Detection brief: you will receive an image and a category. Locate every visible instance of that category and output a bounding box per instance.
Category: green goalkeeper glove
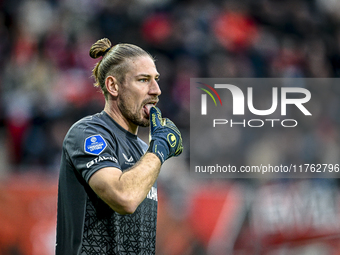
[147,106,183,164]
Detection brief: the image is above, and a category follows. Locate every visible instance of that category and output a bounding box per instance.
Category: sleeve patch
[84,134,107,155]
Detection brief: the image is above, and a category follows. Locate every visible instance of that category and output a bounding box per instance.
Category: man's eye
[139,78,148,82]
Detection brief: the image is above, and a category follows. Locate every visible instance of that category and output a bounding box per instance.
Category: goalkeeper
[55,38,183,255]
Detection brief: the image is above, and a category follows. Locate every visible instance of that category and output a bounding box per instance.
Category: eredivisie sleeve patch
[84,134,107,155]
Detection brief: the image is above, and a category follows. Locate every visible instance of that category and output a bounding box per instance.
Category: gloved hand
[147,107,183,164]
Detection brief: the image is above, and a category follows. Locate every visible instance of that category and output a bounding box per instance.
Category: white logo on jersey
[86,156,118,168]
[147,187,158,201]
[122,153,134,163]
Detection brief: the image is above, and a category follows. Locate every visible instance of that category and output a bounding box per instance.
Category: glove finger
[164,118,181,137]
[164,118,175,126]
[149,106,163,132]
[175,134,183,155]
[174,145,183,156]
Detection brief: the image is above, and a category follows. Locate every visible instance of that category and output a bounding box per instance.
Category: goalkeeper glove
[147,107,183,164]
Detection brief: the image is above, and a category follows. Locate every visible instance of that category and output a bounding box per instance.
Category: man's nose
[150,79,161,96]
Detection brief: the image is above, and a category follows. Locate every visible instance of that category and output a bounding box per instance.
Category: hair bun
[89,38,112,59]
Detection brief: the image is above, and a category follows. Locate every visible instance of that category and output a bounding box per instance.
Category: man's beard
[118,95,150,127]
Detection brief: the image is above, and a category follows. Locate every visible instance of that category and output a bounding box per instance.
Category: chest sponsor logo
[122,153,133,163]
[86,155,118,168]
[84,134,107,155]
[147,187,158,201]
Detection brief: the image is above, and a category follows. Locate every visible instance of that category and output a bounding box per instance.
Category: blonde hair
[89,38,154,99]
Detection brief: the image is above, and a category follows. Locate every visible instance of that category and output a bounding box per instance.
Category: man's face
[117,56,161,128]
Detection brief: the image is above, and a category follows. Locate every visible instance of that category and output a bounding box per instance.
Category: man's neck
[104,103,139,135]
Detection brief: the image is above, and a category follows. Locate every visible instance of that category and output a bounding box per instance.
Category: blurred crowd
[1,0,340,173]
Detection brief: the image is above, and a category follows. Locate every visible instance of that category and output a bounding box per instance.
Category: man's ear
[105,76,119,97]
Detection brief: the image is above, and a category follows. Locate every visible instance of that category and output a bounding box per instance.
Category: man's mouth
[143,101,157,117]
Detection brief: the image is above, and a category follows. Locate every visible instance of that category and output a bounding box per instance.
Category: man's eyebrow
[136,73,160,78]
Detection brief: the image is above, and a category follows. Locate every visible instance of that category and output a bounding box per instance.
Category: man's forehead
[127,56,158,76]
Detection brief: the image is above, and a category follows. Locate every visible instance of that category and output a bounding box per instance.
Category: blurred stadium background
[1,0,340,254]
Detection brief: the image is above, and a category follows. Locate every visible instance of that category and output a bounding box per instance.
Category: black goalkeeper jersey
[56,111,158,255]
